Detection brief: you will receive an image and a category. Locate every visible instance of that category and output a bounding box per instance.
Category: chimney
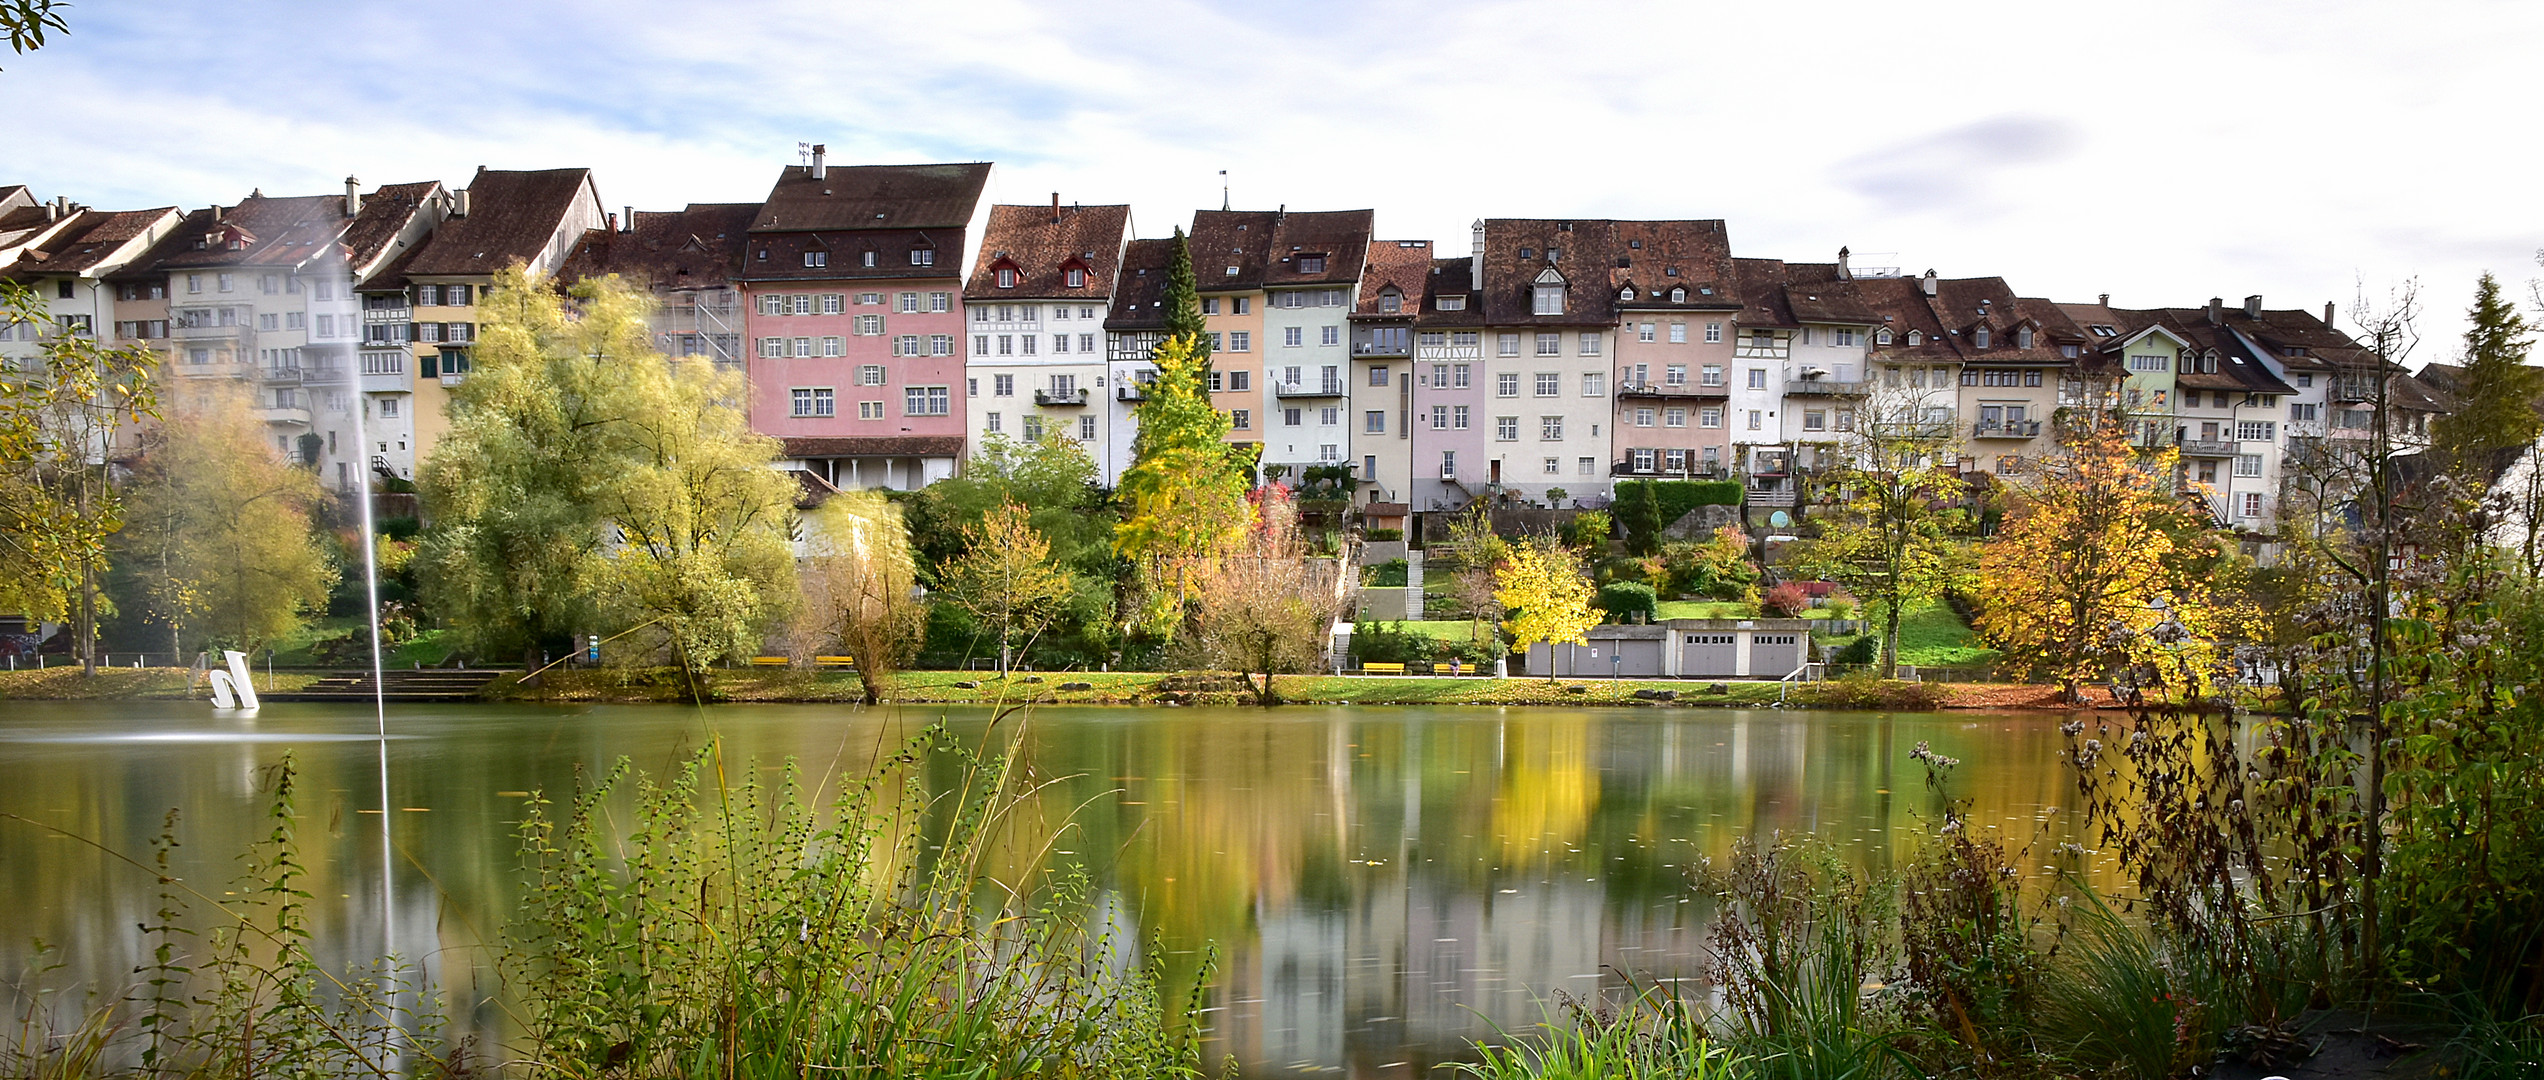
[623,205,634,233]
[42,200,58,222]
[1836,246,1851,281]
[2097,293,2110,306]
[454,188,471,217]
[2324,301,2336,327]
[1918,268,1938,297]
[344,176,362,217]
[1469,220,1485,291]
[2243,294,2263,318]
[606,213,617,233]
[210,204,223,224]
[2207,297,2222,325]
[1051,191,1061,223]
[810,143,827,180]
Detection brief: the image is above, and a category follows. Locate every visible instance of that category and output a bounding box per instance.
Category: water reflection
[0,702,2105,1076]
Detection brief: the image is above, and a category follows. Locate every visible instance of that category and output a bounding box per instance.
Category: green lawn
[1829,598,1999,667]
[1653,600,1756,620]
[1391,620,1479,641]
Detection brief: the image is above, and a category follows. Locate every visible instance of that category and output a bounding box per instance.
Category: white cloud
[1,0,2536,353]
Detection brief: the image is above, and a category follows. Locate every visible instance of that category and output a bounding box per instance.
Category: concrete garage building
[1524,618,1812,679]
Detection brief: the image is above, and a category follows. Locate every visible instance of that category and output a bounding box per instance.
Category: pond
[0,700,2103,1075]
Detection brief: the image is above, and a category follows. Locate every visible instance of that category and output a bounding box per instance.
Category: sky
[5,0,2535,361]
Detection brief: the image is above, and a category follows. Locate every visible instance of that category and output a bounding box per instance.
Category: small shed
[1523,618,1816,679]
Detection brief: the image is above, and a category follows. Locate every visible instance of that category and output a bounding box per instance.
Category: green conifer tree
[2431,272,2542,473]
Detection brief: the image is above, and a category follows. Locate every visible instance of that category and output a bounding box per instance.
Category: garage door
[1751,633,1802,677]
[1681,633,1737,677]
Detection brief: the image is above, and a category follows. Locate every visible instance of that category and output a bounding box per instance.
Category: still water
[0,700,2095,1075]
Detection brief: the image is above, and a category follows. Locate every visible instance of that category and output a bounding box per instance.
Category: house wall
[1258,284,1356,474]
[1409,329,1489,510]
[746,279,965,442]
[1199,289,1265,449]
[1475,325,1613,503]
[1611,309,1738,480]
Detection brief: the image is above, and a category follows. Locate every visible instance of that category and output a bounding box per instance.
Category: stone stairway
[1406,551,1426,619]
[261,668,508,703]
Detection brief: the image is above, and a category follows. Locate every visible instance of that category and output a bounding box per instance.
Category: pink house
[739,149,990,490]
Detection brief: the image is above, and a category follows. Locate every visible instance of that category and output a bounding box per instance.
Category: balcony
[265,365,305,385]
[1034,388,1089,407]
[1115,383,1147,403]
[262,405,312,427]
[2331,377,2381,403]
[1351,333,1411,358]
[1617,380,1728,400]
[2178,438,2238,457]
[174,322,251,343]
[1784,378,1869,397]
[1972,420,2042,439]
[178,359,258,380]
[1274,380,1345,398]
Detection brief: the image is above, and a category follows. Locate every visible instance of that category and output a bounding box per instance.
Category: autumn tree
[1189,488,1343,704]
[1496,533,1599,682]
[938,502,1075,674]
[1116,237,1255,638]
[0,280,160,673]
[907,433,1118,665]
[793,491,924,705]
[1433,505,1509,657]
[1974,417,2252,701]
[419,269,795,672]
[1795,383,1970,677]
[117,386,336,657]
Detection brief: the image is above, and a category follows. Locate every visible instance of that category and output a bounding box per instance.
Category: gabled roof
[1187,209,1285,291]
[1856,276,1965,363]
[1733,258,1801,328]
[1478,218,1618,326]
[1352,239,1432,318]
[121,182,440,278]
[1415,256,1491,327]
[750,162,990,233]
[388,168,593,279]
[556,202,759,293]
[1261,209,1374,289]
[0,207,177,276]
[2119,308,2298,394]
[1608,219,1739,311]
[1102,237,1178,332]
[963,203,1131,301]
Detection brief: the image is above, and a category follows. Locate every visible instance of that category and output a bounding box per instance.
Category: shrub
[1831,635,1877,666]
[1761,581,1809,618]
[1363,558,1409,588]
[1563,509,1613,551]
[1596,582,1657,624]
[1365,527,1403,542]
[1349,620,1437,664]
[1661,526,1757,599]
[1807,671,1945,709]
[1453,989,1741,1080]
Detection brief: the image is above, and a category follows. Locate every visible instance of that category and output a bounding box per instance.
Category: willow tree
[1975,417,2252,701]
[118,385,336,657]
[419,269,795,672]
[795,491,924,704]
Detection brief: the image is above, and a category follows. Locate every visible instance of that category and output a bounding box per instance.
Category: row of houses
[0,151,2455,530]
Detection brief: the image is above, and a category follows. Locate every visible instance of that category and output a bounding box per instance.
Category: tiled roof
[1262,209,1374,288]
[778,435,966,459]
[1415,256,1491,327]
[1478,218,1617,325]
[1103,237,1178,332]
[123,182,438,278]
[339,181,445,272]
[1187,209,1284,291]
[390,169,592,279]
[1351,239,1431,318]
[751,162,990,233]
[1609,219,1739,311]
[1733,259,1799,328]
[964,203,1132,301]
[1855,277,1964,363]
[1919,277,2078,368]
[556,203,758,293]
[1,207,175,275]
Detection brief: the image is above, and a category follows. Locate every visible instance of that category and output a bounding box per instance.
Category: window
[1229,331,1251,352]
[1747,368,1767,389]
[1379,290,1402,314]
[1582,373,1604,396]
[792,387,835,417]
[1535,372,1559,396]
[1453,363,1471,388]
[1542,415,1565,440]
[1696,322,1718,343]
[904,386,951,415]
[804,251,827,268]
[1283,407,1303,427]
[1639,322,1657,343]
[854,314,884,335]
[1532,282,1565,315]
[1080,415,1097,440]
[2297,373,2314,388]
[2025,369,2043,387]
[1973,326,1991,348]
[1498,332,1520,356]
[1439,295,1467,311]
[1452,405,1470,429]
[1022,416,1045,441]
[315,314,336,337]
[1321,325,1339,346]
[931,292,952,312]
[2237,420,2277,442]
[1370,366,1389,387]
[1535,332,1561,356]
[1496,415,1519,441]
[217,273,234,293]
[2235,453,2264,478]
[973,334,991,355]
[2291,402,2321,422]
[1665,407,1686,427]
[1229,370,1250,391]
[1231,409,1250,429]
[823,336,846,356]
[897,292,920,313]
[788,336,811,358]
[1297,254,1325,273]
[859,365,887,386]
[858,292,882,305]
[759,337,784,358]
[1664,364,1686,386]
[1802,409,1826,432]
[1747,410,1762,430]
[1064,268,1085,289]
[1078,333,1094,353]
[979,410,998,433]
[1876,327,1893,345]
[1632,448,1656,472]
[1284,326,1302,347]
[1748,329,1773,349]
[1366,410,1385,433]
[860,401,885,420]
[1700,406,1722,428]
[2241,492,2264,518]
[1578,332,1601,356]
[1431,404,1449,430]
[2130,354,2168,372]
[1670,322,1688,344]
[379,397,399,418]
[1633,407,1654,427]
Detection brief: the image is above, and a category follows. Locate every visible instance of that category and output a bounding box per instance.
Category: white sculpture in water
[205,650,259,710]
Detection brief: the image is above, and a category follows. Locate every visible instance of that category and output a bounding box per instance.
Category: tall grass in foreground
[1451,991,1739,1080]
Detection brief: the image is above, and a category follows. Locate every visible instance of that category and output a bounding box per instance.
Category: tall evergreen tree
[2431,272,2541,472]
[1160,227,1210,367]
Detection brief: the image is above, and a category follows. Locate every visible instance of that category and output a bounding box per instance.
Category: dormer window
[1619,286,1636,301]
[1669,286,1686,302]
[1518,247,1535,260]
[1064,267,1085,288]
[1876,327,1893,345]
[803,251,827,268]
[1664,267,1679,277]
[1225,266,1240,276]
[862,251,878,268]
[2015,326,2034,349]
[1379,289,1402,314]
[1297,254,1326,274]
[1531,268,1566,316]
[2061,344,2080,358]
[1437,295,1466,311]
[996,268,1017,289]
[1906,330,1923,346]
[910,248,935,266]
[1973,326,1991,348]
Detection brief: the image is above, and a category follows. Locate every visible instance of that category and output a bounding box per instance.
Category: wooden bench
[1360,662,1407,675]
[813,655,855,667]
[748,656,791,667]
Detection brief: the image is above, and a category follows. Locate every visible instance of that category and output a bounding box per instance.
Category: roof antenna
[797,142,812,165]
[1219,169,1229,212]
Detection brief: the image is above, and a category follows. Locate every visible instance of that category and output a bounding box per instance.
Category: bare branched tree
[1188,489,1347,704]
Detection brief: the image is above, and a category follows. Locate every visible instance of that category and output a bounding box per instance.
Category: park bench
[748,656,791,667]
[1360,662,1406,675]
[814,655,855,667]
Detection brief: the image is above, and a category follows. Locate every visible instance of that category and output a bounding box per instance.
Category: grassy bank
[0,666,323,699]
[485,667,1807,708]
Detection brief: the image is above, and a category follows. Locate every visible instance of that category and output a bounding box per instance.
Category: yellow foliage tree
[1974,417,2254,700]
[1495,534,1600,682]
[1114,332,1255,637]
[938,501,1075,674]
[118,384,336,657]
[794,491,924,704]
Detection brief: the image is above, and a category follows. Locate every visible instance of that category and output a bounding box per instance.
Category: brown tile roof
[1,207,175,275]
[389,169,592,279]
[1917,277,2079,368]
[1352,239,1431,318]
[2112,308,2298,394]
[556,203,758,293]
[1609,219,1740,312]
[778,435,966,459]
[964,203,1131,301]
[1261,209,1374,288]
[121,182,439,278]
[1187,209,1284,291]
[751,162,990,233]
[1855,277,1965,364]
[1733,258,1800,328]
[1103,238,1178,332]
[339,181,445,272]
[1415,257,1490,327]
[1478,218,1618,325]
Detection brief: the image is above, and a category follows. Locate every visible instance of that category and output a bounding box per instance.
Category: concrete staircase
[1406,551,1426,619]
[261,668,507,703]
